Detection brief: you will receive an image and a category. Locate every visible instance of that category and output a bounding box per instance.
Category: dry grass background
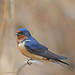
[0,0,75,75]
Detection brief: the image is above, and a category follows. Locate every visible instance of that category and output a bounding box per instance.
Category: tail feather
[57,56,68,60]
[54,59,73,71]
[54,59,70,65]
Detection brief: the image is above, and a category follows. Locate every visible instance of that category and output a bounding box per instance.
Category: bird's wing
[24,40,67,60]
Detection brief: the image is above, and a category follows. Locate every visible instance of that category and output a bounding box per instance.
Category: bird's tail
[53,59,73,71]
[54,59,70,65]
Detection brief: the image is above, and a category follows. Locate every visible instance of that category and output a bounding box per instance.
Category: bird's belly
[17,43,43,60]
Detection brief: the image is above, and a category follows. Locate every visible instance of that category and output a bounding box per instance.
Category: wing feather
[24,40,67,60]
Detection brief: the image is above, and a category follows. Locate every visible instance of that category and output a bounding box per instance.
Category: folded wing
[24,41,67,60]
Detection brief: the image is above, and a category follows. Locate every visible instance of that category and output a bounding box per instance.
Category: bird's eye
[19,31,26,34]
[23,31,26,33]
[18,31,26,35]
[19,32,23,34]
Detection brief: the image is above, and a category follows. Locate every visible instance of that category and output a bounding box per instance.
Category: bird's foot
[27,59,33,66]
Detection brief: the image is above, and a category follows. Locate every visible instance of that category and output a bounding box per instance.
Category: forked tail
[54,59,73,71]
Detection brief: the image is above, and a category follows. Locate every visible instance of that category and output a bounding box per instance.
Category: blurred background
[0,0,75,75]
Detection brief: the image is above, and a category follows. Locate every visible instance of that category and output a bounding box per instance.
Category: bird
[15,28,69,66]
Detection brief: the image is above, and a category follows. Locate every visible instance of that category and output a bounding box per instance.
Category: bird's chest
[17,42,31,57]
[17,42,43,60]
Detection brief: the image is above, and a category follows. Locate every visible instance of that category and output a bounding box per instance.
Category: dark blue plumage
[24,36,67,60]
[15,28,69,65]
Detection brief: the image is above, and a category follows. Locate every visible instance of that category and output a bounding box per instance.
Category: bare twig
[16,60,43,75]
[0,0,8,58]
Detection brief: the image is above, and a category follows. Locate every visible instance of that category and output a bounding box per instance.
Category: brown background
[0,0,75,75]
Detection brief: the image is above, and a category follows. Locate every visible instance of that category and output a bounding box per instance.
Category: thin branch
[0,0,8,58]
[16,60,43,75]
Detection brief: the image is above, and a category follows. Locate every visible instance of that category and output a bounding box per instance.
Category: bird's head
[15,28,31,40]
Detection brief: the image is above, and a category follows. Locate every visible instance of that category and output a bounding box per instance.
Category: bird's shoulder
[23,36,45,48]
[22,36,48,53]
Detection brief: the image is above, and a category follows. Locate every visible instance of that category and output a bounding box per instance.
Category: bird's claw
[27,59,33,66]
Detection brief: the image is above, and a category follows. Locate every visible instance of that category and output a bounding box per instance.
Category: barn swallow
[15,28,69,65]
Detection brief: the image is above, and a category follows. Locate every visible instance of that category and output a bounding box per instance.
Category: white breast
[17,40,43,60]
[18,40,31,46]
[17,39,32,57]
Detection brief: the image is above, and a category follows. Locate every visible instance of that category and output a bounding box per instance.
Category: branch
[16,60,43,75]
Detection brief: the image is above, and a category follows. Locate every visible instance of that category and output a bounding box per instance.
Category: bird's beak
[14,33,19,35]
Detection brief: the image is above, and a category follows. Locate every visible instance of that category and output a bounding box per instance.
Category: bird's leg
[27,59,33,66]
